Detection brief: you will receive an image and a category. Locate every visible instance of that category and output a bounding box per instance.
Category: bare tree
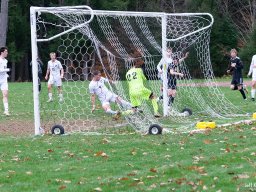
[0,0,9,47]
[217,0,256,45]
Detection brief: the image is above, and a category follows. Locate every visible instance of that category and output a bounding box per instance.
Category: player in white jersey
[0,47,10,116]
[247,54,256,101]
[45,52,64,102]
[157,48,173,81]
[89,70,132,119]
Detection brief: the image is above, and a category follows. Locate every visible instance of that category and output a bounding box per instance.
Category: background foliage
[3,0,256,81]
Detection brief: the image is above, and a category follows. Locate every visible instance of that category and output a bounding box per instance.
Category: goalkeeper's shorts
[130,87,152,107]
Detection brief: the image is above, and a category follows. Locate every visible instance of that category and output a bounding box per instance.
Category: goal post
[31,6,242,135]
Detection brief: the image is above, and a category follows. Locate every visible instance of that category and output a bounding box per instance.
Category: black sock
[233,85,238,90]
[168,96,174,106]
[239,89,246,99]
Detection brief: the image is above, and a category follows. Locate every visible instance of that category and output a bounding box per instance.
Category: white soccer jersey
[89,77,112,102]
[157,57,173,79]
[0,57,9,83]
[47,59,63,79]
[248,55,256,80]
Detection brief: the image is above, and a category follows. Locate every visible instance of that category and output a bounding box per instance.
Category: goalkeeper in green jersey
[125,54,161,118]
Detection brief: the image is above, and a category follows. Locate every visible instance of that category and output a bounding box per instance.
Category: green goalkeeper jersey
[126,67,146,93]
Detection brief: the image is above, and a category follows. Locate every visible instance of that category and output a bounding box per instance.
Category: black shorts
[231,77,243,85]
[168,79,177,90]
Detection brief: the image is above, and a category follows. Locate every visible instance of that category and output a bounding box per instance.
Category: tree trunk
[11,62,15,82]
[24,53,29,81]
[0,0,9,47]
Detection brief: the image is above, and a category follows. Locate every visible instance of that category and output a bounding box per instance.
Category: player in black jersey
[227,49,247,100]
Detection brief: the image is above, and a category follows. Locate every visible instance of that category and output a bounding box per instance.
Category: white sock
[4,102,8,112]
[106,109,117,115]
[120,100,132,109]
[59,94,63,99]
[48,93,53,99]
[251,89,256,98]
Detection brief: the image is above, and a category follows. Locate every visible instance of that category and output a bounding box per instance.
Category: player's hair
[230,48,237,54]
[49,52,56,55]
[92,70,101,76]
[0,47,7,54]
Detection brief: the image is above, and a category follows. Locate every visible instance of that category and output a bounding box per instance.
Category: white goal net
[29,6,244,135]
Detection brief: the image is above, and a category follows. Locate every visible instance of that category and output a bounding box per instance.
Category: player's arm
[169,68,183,77]
[91,94,96,112]
[45,63,50,80]
[60,68,64,78]
[179,52,189,63]
[248,57,254,77]
[157,59,163,73]
[234,59,244,69]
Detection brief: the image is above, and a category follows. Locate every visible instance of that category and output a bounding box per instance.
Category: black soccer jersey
[229,57,243,79]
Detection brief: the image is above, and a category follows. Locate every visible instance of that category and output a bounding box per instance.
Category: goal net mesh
[28,7,247,135]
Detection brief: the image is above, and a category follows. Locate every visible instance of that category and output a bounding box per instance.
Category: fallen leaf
[203,139,213,144]
[118,177,129,181]
[58,185,66,190]
[94,151,108,158]
[93,187,102,192]
[48,149,53,153]
[131,149,137,156]
[26,171,32,175]
[150,168,157,173]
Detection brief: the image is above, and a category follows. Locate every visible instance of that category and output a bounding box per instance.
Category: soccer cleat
[154,112,161,118]
[3,111,10,116]
[47,98,53,102]
[251,98,255,101]
[113,111,121,120]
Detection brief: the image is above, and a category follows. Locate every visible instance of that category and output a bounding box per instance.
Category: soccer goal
[30,6,243,135]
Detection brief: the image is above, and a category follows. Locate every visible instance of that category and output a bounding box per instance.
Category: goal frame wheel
[51,124,65,135]
[148,124,163,135]
[181,108,192,116]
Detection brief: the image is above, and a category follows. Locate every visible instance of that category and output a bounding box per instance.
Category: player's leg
[251,80,256,101]
[238,78,246,100]
[47,82,53,102]
[147,90,160,117]
[115,95,132,109]
[168,89,176,107]
[56,78,63,102]
[1,83,9,115]
[102,100,121,120]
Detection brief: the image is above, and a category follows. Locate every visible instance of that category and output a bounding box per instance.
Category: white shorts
[252,75,256,81]
[48,77,62,87]
[100,92,118,106]
[0,82,8,91]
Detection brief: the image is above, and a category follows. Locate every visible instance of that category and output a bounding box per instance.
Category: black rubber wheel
[148,124,163,135]
[181,108,192,116]
[51,124,65,135]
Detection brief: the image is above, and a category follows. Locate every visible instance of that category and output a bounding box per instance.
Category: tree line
[0,0,256,81]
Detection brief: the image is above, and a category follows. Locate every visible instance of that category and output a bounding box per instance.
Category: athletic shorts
[168,78,177,90]
[129,87,152,107]
[48,77,62,87]
[252,74,256,81]
[0,82,8,91]
[231,77,243,86]
[100,92,118,106]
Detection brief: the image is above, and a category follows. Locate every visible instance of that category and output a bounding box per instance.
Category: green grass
[0,80,256,191]
[0,124,255,191]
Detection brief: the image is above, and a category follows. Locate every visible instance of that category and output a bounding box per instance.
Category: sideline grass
[0,122,255,191]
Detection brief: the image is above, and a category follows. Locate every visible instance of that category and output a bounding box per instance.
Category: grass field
[0,80,256,191]
[0,124,255,191]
